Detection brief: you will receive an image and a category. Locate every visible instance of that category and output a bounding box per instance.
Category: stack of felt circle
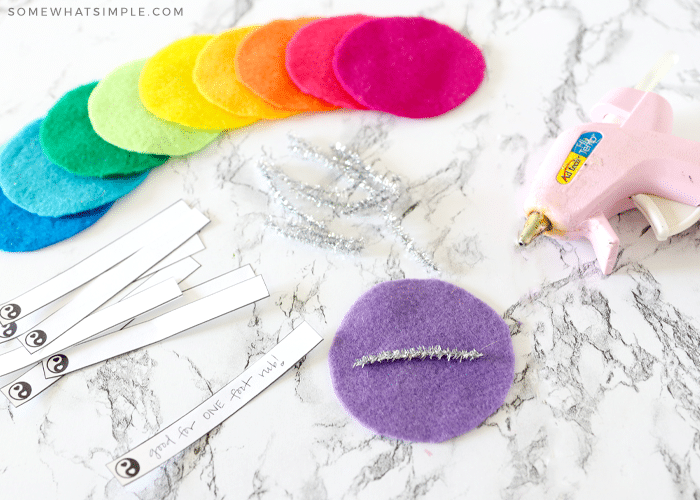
[0,115,154,252]
[1,15,485,252]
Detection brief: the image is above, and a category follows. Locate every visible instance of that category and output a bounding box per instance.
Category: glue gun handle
[632,194,700,241]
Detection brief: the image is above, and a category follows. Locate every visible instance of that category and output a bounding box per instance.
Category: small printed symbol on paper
[47,354,69,374]
[115,458,140,478]
[8,381,32,401]
[2,322,17,338]
[0,304,21,321]
[25,330,47,347]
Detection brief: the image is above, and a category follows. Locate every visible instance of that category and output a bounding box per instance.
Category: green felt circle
[40,82,169,177]
[88,59,220,156]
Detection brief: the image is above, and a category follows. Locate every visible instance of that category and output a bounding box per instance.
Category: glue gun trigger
[632,194,700,241]
[581,214,620,275]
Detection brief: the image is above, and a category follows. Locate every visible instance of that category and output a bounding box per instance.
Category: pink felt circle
[333,17,486,118]
[285,14,372,110]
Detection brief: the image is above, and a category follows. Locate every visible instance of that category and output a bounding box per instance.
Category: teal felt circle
[0,119,148,217]
[40,82,169,177]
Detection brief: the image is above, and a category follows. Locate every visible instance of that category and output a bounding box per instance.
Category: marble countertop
[1,0,700,498]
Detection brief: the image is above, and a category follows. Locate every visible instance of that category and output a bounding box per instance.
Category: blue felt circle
[0,119,148,217]
[0,186,112,252]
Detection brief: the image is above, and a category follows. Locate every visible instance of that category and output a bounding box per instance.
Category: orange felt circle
[193,26,295,120]
[234,18,339,112]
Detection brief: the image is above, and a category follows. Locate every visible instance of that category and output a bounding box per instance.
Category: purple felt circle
[332,17,486,118]
[285,14,372,110]
[329,279,514,443]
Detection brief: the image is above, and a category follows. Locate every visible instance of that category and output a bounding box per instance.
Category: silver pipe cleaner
[353,345,484,368]
[258,136,439,271]
[258,159,365,254]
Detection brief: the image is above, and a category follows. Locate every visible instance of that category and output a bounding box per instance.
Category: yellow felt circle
[193,26,295,120]
[139,35,259,130]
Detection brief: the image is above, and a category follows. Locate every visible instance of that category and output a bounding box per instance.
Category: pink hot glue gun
[518,53,700,274]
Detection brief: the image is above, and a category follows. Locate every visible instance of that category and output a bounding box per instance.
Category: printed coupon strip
[105,242,203,308]
[1,267,256,406]
[0,291,76,345]
[0,280,183,378]
[1,280,182,404]
[0,280,183,407]
[0,266,256,405]
[91,263,253,345]
[92,256,202,341]
[0,200,191,326]
[107,321,323,485]
[17,209,209,354]
[99,263,251,340]
[100,255,202,311]
[1,362,51,406]
[138,235,204,279]
[18,209,208,353]
[0,339,18,357]
[0,201,192,325]
[126,265,256,328]
[44,275,269,378]
[124,258,201,300]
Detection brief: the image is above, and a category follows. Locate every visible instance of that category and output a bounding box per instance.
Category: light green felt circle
[88,59,221,156]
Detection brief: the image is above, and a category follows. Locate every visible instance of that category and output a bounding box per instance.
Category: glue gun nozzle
[518,212,551,246]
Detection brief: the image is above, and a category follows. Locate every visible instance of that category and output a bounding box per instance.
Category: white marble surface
[1,0,700,498]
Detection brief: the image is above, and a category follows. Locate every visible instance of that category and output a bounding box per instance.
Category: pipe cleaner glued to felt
[0,119,147,217]
[235,18,339,112]
[139,35,260,130]
[193,26,295,120]
[0,186,112,252]
[40,83,169,178]
[88,59,220,156]
[328,279,514,443]
[285,15,371,110]
[333,17,486,118]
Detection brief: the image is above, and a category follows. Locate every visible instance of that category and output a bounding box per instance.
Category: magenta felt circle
[332,17,486,118]
[285,14,371,110]
[328,279,514,443]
